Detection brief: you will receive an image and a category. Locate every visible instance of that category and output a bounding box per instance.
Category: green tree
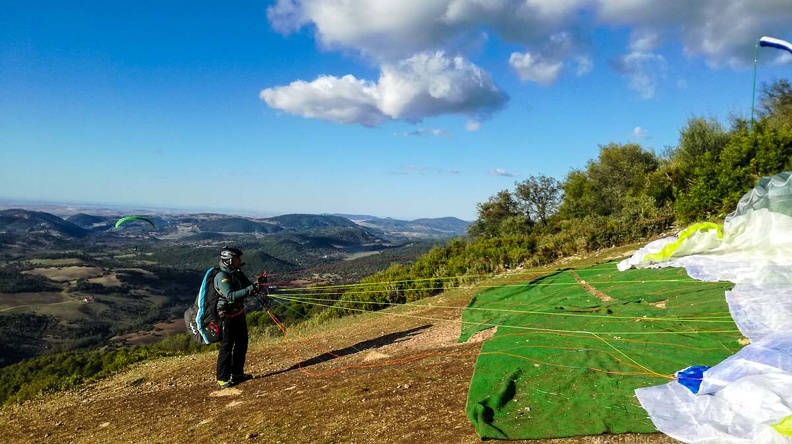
[467,190,521,239]
[675,117,730,165]
[559,143,659,218]
[558,169,593,219]
[513,174,561,226]
[758,78,792,130]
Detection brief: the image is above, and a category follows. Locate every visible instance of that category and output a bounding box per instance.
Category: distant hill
[194,217,282,234]
[0,209,88,238]
[409,217,471,232]
[291,226,386,249]
[268,214,358,230]
[65,213,107,226]
[332,214,471,238]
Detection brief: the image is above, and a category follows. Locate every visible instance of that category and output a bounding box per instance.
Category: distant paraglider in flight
[115,215,155,229]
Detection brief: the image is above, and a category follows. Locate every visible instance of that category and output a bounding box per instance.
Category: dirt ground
[0,256,681,444]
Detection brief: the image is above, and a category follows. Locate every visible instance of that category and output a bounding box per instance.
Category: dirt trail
[1,259,679,444]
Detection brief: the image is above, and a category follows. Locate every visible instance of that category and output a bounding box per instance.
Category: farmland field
[23,266,104,282]
[0,292,66,311]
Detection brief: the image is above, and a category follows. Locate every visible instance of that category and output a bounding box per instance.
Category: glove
[256,271,268,285]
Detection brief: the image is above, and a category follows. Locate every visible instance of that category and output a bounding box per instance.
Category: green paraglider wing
[115,215,155,229]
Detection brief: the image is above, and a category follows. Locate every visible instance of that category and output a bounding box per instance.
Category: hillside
[0,247,678,444]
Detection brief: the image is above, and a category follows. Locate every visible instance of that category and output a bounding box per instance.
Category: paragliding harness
[184,267,271,345]
[184,267,224,345]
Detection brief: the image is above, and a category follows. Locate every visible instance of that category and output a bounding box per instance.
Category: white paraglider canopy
[619,171,792,443]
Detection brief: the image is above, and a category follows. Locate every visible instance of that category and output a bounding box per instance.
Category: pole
[750,40,759,132]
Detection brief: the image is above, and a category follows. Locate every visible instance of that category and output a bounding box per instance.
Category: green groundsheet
[461,262,744,440]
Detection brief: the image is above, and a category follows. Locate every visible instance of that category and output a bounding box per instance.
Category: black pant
[216,314,248,382]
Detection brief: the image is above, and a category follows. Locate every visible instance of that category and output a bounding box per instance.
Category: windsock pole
[751,39,759,132]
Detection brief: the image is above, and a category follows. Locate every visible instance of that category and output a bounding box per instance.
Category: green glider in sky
[115,215,155,229]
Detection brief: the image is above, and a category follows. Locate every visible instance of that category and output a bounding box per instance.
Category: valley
[0,206,469,368]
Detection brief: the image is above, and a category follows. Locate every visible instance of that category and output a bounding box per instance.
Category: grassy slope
[0,245,682,443]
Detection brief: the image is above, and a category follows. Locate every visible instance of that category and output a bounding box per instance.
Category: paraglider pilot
[214,246,268,388]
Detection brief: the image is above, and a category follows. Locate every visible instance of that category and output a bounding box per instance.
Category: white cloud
[444,0,588,44]
[261,51,508,127]
[509,52,563,86]
[378,51,508,122]
[767,51,792,66]
[400,128,449,137]
[466,121,481,131]
[611,50,667,99]
[265,0,792,115]
[489,168,518,177]
[269,0,457,60]
[259,75,386,126]
[596,0,792,68]
[269,1,792,69]
[509,32,583,86]
[633,126,649,139]
[266,0,309,34]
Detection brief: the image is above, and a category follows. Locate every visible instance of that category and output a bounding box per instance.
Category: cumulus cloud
[597,0,792,68]
[261,51,508,127]
[509,52,564,86]
[269,0,457,60]
[260,75,386,126]
[269,1,792,68]
[509,32,587,86]
[489,168,518,177]
[265,0,792,119]
[378,51,508,122]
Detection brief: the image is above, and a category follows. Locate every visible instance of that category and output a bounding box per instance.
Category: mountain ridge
[0,206,470,240]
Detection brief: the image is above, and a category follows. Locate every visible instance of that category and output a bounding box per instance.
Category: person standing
[214,246,260,388]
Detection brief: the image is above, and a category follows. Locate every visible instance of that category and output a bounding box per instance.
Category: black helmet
[220,246,243,263]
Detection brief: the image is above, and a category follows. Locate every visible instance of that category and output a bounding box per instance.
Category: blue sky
[2,1,792,221]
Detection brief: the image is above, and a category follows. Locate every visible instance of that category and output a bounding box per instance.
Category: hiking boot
[231,373,253,384]
[217,379,233,389]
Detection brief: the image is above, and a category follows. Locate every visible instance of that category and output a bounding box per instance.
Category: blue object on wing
[675,365,711,394]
